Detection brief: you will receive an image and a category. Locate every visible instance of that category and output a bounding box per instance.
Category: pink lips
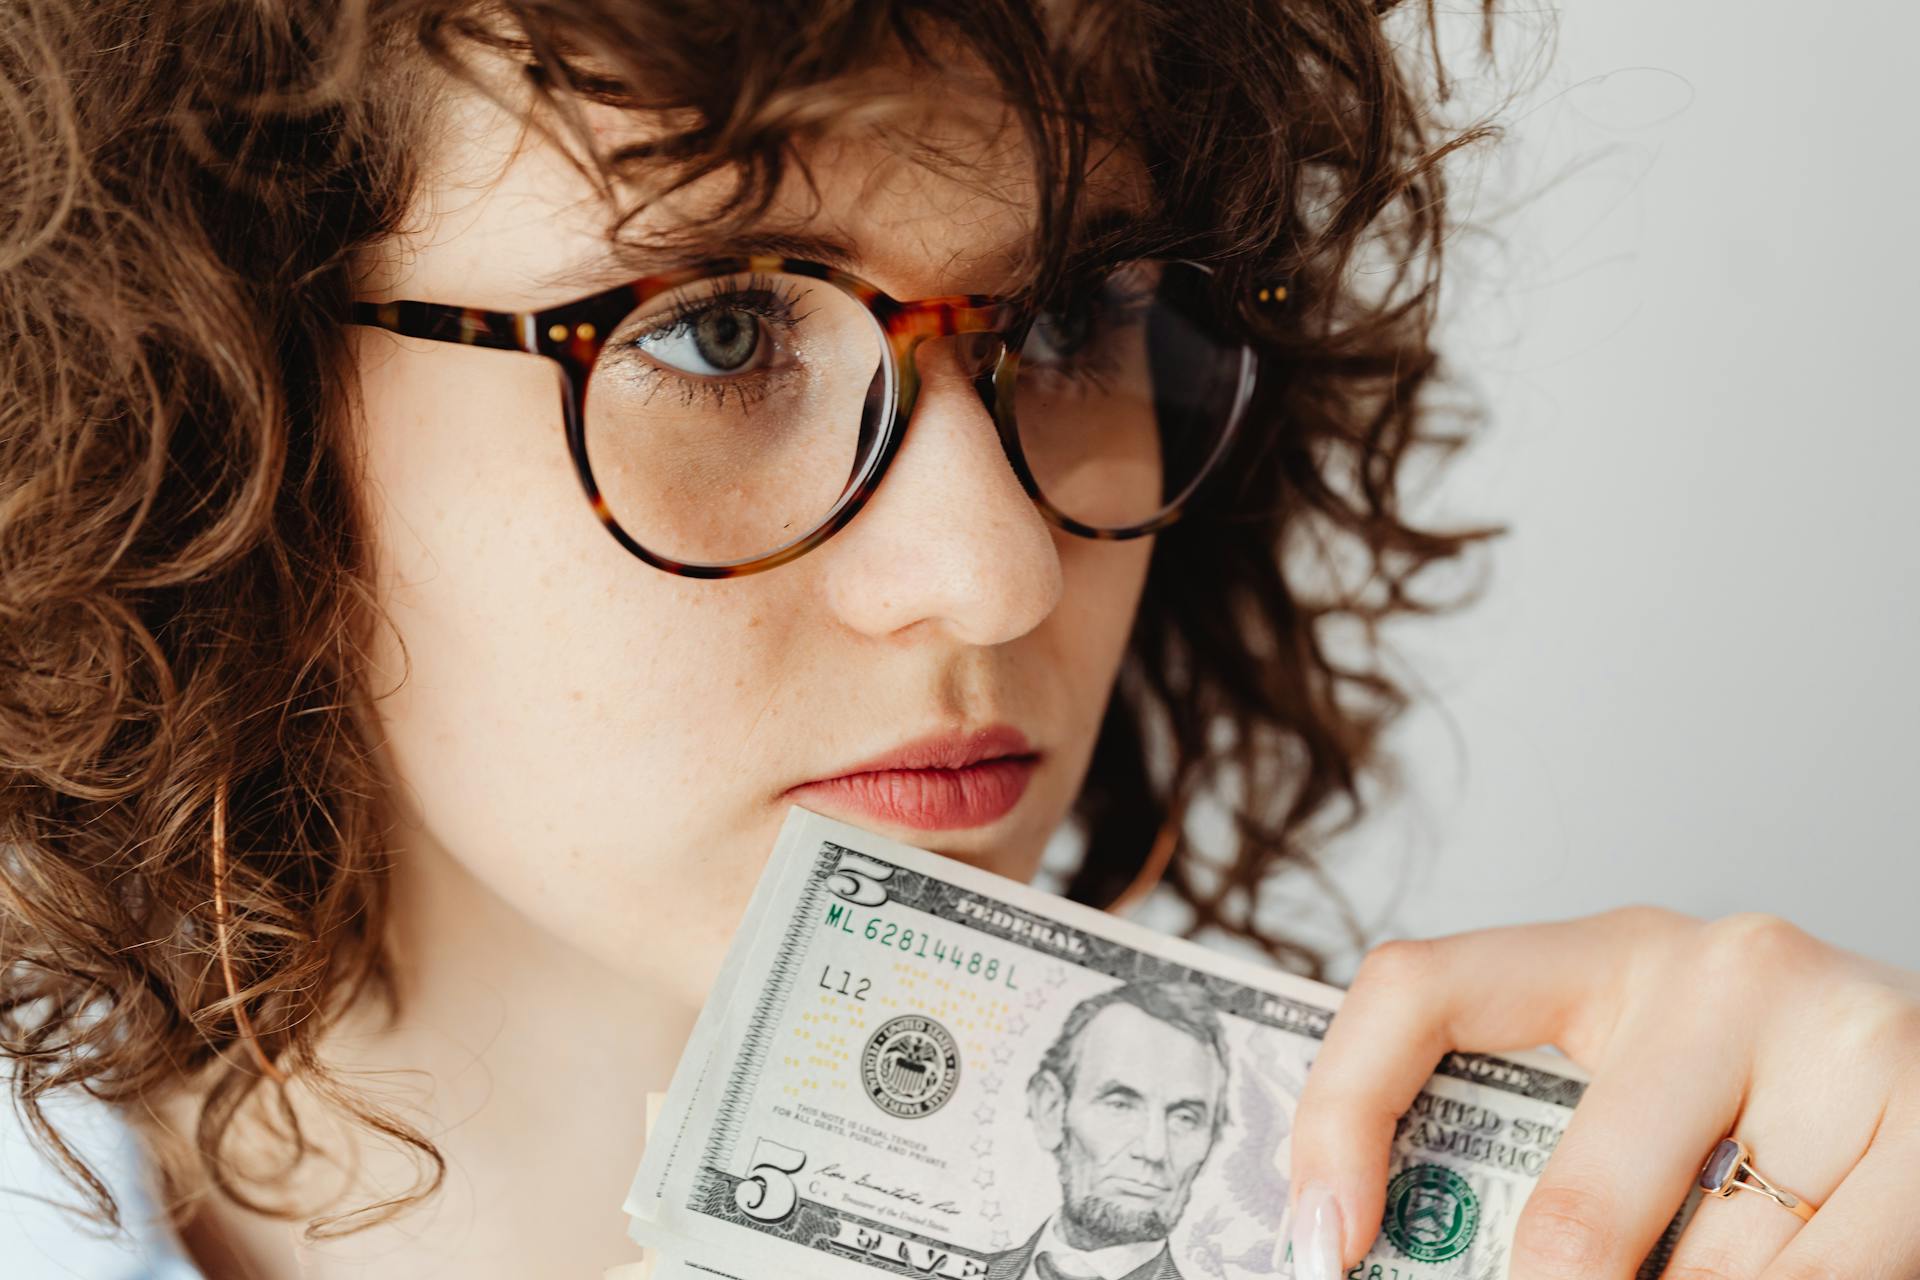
[784,725,1038,831]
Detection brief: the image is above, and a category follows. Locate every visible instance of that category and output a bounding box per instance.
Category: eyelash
[627,273,812,411]
[618,271,1136,410]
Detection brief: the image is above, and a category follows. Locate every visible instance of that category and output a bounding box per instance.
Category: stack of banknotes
[622,806,1691,1279]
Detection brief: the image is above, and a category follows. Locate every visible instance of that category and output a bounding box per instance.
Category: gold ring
[1698,1137,1817,1223]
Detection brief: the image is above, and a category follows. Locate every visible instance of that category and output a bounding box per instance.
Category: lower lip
[785,756,1037,831]
[1105,1180,1171,1199]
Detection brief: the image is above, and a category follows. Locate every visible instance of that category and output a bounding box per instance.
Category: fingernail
[1287,1183,1344,1280]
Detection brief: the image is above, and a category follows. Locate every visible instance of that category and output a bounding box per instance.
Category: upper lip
[793,724,1037,783]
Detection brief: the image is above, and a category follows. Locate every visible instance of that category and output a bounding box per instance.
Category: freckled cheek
[342,342,814,984]
[1038,535,1153,757]
[361,508,797,980]
[437,546,791,789]
[557,596,797,777]
[353,339,789,791]
[1054,534,1151,662]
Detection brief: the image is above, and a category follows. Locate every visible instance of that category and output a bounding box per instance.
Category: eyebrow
[541,228,863,288]
[532,202,1163,300]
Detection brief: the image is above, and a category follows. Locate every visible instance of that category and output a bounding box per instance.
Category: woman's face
[344,68,1153,1003]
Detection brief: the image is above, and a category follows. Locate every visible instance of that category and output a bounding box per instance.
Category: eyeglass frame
[347,254,1284,579]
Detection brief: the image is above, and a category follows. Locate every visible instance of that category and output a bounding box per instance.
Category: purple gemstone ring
[1697,1137,1818,1223]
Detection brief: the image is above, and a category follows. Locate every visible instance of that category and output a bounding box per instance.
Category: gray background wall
[1143,0,1920,978]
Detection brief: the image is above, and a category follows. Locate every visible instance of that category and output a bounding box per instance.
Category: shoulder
[0,1085,205,1279]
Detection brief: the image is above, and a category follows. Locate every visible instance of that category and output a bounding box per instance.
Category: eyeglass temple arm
[349,299,537,353]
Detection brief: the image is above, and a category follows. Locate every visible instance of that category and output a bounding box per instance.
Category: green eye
[636,306,767,375]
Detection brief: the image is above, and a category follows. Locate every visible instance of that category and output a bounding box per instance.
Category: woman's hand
[1285,906,1920,1279]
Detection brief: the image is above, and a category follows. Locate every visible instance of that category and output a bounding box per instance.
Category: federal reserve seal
[860,1015,960,1118]
[1382,1163,1480,1263]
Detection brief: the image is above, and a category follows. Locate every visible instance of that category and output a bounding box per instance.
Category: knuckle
[1825,982,1920,1061]
[1354,937,1437,997]
[1511,1184,1618,1274]
[1707,911,1811,960]
[1695,912,1816,992]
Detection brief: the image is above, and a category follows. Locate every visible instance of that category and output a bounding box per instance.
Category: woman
[2,1,1915,1277]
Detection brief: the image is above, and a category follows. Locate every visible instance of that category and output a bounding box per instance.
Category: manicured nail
[1288,1183,1344,1280]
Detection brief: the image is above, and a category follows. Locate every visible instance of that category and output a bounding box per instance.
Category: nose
[1135,1107,1171,1166]
[819,332,1064,644]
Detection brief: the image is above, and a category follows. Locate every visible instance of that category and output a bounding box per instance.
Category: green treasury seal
[1382,1163,1480,1263]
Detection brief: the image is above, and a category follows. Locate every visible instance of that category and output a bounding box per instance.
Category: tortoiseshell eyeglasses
[348,255,1283,579]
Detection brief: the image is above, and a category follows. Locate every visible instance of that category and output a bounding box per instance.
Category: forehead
[1073,1003,1220,1089]
[351,42,1152,310]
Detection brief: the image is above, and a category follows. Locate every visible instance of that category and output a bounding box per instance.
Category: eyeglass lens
[580,259,1247,569]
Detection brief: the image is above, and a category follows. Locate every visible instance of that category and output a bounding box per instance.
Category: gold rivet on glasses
[547,323,567,342]
[577,322,597,341]
[1271,285,1288,301]
[1258,288,1271,301]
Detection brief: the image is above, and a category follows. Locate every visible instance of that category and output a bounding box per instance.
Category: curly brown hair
[0,0,1508,1240]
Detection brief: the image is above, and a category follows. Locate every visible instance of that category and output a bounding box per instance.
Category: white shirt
[1018,1215,1165,1280]
[0,1085,203,1279]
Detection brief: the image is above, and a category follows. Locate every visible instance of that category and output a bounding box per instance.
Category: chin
[1064,1194,1173,1248]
